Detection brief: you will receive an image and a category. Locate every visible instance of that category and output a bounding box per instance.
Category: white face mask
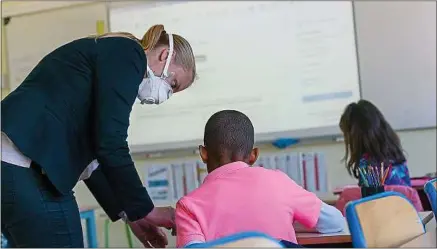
[137,33,174,105]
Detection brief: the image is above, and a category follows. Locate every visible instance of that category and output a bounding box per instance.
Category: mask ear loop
[161,33,174,79]
[145,65,154,79]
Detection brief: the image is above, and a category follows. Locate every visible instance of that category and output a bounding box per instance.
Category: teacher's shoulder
[94,36,146,65]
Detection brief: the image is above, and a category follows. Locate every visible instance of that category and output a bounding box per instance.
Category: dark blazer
[1,37,153,221]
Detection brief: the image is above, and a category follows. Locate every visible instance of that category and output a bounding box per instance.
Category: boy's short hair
[204,110,254,161]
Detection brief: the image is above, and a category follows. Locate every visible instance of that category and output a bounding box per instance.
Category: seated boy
[175,110,345,247]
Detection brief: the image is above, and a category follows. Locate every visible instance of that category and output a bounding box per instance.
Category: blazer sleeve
[93,37,153,221]
[84,167,123,222]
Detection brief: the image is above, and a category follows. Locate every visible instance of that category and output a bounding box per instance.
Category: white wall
[1,1,90,17]
[355,1,436,130]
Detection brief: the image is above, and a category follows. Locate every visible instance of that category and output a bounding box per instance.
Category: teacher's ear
[199,145,208,164]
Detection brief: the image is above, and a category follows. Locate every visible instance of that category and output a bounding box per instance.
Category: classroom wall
[1,15,9,91]
[74,128,437,208]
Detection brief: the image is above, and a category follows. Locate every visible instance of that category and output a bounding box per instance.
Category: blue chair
[185,231,284,248]
[424,178,437,218]
[1,234,9,248]
[345,191,425,248]
[80,208,98,248]
[1,209,98,248]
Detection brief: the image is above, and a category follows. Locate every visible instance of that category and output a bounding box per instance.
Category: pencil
[373,167,380,186]
[373,166,380,186]
[369,166,378,187]
[365,167,373,186]
[380,162,384,184]
[382,164,392,184]
[358,167,369,187]
[368,166,373,186]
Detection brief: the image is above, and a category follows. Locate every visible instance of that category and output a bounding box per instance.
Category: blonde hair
[93,25,197,83]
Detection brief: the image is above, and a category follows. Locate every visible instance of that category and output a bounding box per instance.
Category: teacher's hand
[144,206,176,230]
[129,220,168,248]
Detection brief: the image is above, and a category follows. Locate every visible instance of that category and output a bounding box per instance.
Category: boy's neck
[207,159,249,173]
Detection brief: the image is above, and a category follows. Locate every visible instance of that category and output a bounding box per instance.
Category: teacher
[1,24,196,248]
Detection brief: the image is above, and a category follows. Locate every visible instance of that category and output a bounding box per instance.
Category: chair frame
[345,191,425,248]
[185,231,283,248]
[424,178,437,217]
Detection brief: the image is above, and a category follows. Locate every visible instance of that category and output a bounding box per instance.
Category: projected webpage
[110,1,360,148]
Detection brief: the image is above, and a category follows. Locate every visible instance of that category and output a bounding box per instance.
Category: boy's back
[175,110,342,247]
[176,162,322,247]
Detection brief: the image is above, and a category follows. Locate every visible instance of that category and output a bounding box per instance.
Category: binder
[183,160,199,195]
[301,152,316,192]
[275,154,288,174]
[256,156,266,168]
[171,163,185,200]
[196,160,208,185]
[263,154,275,170]
[287,153,303,186]
[145,164,172,204]
[315,152,328,192]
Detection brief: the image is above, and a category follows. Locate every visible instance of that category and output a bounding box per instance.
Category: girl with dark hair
[339,100,411,186]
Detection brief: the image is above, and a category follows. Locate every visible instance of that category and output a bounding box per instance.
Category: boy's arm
[175,200,205,248]
[294,202,345,233]
[287,176,344,233]
[314,202,345,233]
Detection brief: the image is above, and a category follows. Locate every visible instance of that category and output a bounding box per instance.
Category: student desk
[410,178,433,212]
[80,206,98,248]
[333,179,433,211]
[425,217,436,231]
[316,192,339,206]
[296,211,434,247]
[400,228,436,248]
[333,180,429,195]
[400,218,436,248]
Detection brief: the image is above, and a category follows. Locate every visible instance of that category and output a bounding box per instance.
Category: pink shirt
[175,161,322,247]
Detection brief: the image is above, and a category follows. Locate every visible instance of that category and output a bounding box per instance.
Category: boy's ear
[199,145,208,164]
[248,147,260,166]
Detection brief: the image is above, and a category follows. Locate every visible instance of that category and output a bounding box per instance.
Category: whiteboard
[5,2,108,91]
[110,1,361,152]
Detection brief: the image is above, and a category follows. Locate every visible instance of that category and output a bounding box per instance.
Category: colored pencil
[382,164,392,184]
[369,166,379,187]
[358,167,369,187]
[373,166,381,185]
[380,162,384,184]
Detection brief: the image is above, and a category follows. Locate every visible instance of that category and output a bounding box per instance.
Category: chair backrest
[335,185,423,215]
[1,234,9,248]
[424,178,437,217]
[185,231,283,248]
[345,192,425,248]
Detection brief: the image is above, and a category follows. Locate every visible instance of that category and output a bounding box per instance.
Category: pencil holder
[361,186,385,198]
